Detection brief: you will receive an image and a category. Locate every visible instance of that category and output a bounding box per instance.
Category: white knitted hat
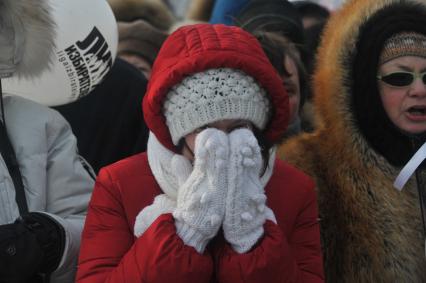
[163,68,271,144]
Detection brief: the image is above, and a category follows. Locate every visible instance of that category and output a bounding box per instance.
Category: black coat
[54,58,149,173]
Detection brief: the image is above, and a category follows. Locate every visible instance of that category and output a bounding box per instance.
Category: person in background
[168,0,216,32]
[209,0,249,25]
[235,0,305,51]
[279,0,426,281]
[108,0,175,31]
[185,0,216,22]
[117,19,168,79]
[107,0,172,78]
[76,23,323,283]
[163,0,191,20]
[0,0,94,282]
[256,31,307,138]
[293,1,330,131]
[56,1,165,173]
[54,58,150,173]
[235,0,314,132]
[293,0,330,29]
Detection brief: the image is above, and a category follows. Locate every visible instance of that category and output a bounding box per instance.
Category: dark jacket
[54,58,149,173]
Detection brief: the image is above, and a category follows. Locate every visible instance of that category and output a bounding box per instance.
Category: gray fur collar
[0,0,56,78]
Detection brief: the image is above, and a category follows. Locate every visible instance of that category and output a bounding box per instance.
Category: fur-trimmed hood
[279,0,426,281]
[314,0,426,166]
[0,0,56,78]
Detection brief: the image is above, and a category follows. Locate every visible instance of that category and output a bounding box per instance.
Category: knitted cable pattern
[172,128,229,253]
[224,128,276,253]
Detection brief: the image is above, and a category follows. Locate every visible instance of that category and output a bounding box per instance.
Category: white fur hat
[163,68,271,145]
[0,0,56,78]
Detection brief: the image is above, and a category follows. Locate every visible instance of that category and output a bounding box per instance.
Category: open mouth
[407,106,426,116]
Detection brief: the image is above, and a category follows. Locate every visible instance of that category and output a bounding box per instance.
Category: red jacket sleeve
[214,188,324,282]
[76,168,213,283]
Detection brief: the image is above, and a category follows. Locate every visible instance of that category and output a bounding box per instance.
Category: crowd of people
[0,0,425,282]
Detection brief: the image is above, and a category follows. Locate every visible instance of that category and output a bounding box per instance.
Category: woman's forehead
[380,56,426,69]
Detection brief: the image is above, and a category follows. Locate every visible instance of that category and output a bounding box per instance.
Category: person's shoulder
[269,158,316,201]
[278,132,318,161]
[99,152,152,181]
[96,152,161,200]
[5,95,60,119]
[267,158,318,222]
[274,158,315,187]
[4,95,70,135]
[278,132,323,180]
[103,58,148,89]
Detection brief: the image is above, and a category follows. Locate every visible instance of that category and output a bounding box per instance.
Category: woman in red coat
[76,23,324,283]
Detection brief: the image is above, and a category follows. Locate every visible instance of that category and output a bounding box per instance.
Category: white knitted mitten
[172,128,229,253]
[134,194,177,237]
[224,128,276,253]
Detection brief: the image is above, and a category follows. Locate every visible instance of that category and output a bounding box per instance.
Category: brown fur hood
[279,0,426,281]
[314,0,426,160]
[0,0,56,78]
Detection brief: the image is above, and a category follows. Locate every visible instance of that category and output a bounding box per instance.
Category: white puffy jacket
[0,95,94,282]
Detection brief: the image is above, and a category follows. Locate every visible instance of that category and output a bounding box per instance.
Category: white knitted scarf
[134,132,276,237]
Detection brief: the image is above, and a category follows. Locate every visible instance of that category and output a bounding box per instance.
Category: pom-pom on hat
[163,68,271,144]
[379,32,426,64]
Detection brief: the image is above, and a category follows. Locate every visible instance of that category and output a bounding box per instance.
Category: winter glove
[223,128,276,253]
[172,128,229,253]
[0,212,65,283]
[134,194,177,237]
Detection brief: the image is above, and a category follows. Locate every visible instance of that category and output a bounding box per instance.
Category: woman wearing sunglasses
[278,0,426,281]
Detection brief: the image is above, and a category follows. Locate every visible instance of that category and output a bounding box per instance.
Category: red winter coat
[77,24,323,282]
[77,153,323,282]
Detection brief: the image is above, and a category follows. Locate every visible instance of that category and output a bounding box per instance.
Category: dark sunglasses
[377,71,426,87]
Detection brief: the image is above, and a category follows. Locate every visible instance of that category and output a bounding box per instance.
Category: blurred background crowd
[51,0,338,173]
